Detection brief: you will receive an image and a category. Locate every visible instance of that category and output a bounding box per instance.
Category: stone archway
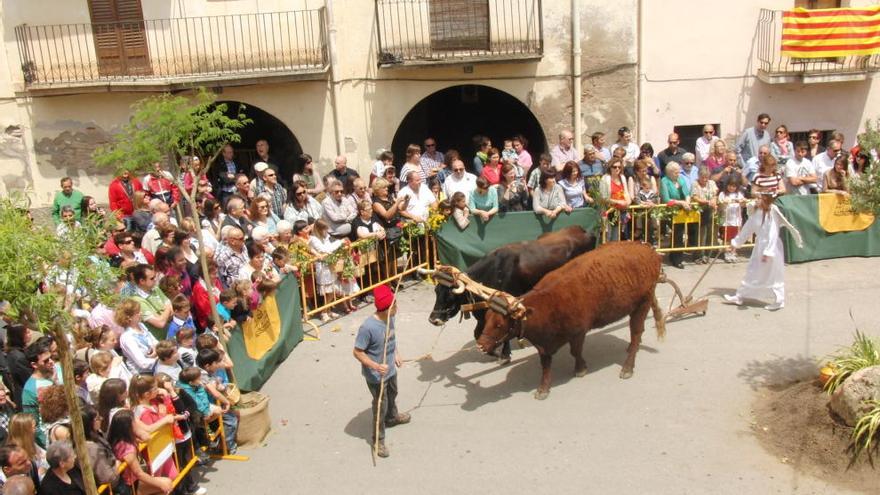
[219,101,303,181]
[391,84,547,172]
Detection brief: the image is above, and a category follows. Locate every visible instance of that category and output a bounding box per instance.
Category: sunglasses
[759,120,770,125]
[296,191,306,196]
[703,130,714,134]
[119,239,134,245]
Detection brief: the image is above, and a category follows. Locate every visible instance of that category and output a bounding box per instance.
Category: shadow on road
[413,325,658,410]
[737,354,818,390]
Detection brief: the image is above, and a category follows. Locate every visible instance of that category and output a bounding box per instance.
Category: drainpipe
[572,0,582,152]
[636,0,645,143]
[326,0,345,156]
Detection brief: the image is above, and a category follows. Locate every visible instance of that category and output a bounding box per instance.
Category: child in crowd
[309,219,349,321]
[231,280,255,323]
[178,367,222,422]
[155,372,210,468]
[215,289,238,330]
[154,340,183,382]
[196,349,239,454]
[719,180,747,263]
[167,294,195,340]
[176,327,198,369]
[107,409,174,495]
[451,192,470,230]
[501,139,518,166]
[73,359,92,406]
[131,374,204,495]
[270,246,297,278]
[196,334,233,385]
[87,351,113,403]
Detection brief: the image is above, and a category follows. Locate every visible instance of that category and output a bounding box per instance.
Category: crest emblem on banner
[818,193,875,233]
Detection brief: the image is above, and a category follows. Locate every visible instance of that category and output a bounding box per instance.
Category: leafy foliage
[849,117,880,215]
[93,88,251,177]
[823,330,880,395]
[851,399,880,461]
[0,193,118,332]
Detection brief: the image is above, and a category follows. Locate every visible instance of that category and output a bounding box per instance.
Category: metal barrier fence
[296,204,753,324]
[297,230,436,322]
[599,202,755,253]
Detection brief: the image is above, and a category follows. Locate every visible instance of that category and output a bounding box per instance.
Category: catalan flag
[781,6,880,58]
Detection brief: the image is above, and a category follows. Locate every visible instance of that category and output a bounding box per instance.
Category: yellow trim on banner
[241,293,281,360]
[817,193,875,233]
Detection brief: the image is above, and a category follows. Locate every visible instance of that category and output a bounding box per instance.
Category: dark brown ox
[429,225,596,360]
[476,242,665,400]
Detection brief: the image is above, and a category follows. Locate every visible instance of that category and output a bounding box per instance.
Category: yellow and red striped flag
[782,6,880,58]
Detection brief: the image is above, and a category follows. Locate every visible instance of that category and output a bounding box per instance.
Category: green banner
[228,274,303,391]
[777,194,880,263]
[435,208,601,269]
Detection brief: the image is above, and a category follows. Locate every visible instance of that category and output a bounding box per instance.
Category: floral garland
[323,238,378,281]
[398,206,448,257]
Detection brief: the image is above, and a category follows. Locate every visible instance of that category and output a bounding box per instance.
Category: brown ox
[476,242,665,400]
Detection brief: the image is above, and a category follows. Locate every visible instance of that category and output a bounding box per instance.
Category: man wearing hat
[352,284,411,458]
[249,162,269,197]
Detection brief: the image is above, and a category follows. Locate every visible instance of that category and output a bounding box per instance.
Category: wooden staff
[372,253,413,465]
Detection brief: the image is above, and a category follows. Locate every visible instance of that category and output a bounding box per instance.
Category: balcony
[375,0,542,67]
[14,10,328,93]
[756,8,880,84]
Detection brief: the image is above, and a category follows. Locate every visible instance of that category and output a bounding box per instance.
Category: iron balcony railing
[375,0,542,66]
[757,8,880,80]
[15,9,328,87]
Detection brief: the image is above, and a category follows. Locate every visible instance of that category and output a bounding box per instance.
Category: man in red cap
[352,284,411,458]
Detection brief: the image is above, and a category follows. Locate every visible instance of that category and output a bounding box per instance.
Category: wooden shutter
[429,0,490,51]
[88,0,151,76]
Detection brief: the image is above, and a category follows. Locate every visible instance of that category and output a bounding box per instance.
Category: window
[429,0,490,51]
[795,0,841,9]
[87,0,151,76]
[672,124,722,155]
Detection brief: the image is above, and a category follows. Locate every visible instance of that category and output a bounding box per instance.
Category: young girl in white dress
[309,219,348,321]
[723,192,802,311]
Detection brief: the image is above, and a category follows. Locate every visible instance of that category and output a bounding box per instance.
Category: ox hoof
[619,369,634,380]
[497,355,511,366]
[534,389,550,400]
[575,368,588,378]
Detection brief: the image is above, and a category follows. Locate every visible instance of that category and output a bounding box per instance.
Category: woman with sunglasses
[599,157,633,241]
[293,153,325,198]
[770,125,794,166]
[283,181,324,225]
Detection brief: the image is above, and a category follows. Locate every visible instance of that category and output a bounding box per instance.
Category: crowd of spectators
[4,116,874,493]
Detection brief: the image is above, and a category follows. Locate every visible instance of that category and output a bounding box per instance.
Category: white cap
[253,162,269,173]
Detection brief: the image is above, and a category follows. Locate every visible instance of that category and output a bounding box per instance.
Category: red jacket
[191,277,222,331]
[108,177,144,218]
[143,174,181,206]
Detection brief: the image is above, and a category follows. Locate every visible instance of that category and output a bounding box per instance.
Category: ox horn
[451,281,466,294]
[416,268,435,276]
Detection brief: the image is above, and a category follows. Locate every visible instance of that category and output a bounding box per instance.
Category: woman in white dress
[723,192,802,311]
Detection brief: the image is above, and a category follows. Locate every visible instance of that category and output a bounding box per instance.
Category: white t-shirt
[718,191,744,227]
[811,151,836,190]
[398,183,435,221]
[442,173,477,199]
[784,157,817,196]
[610,142,640,163]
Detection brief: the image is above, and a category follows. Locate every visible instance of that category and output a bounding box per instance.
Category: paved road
[202,255,879,495]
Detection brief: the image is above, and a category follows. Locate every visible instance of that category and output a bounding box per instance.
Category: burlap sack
[235,391,271,448]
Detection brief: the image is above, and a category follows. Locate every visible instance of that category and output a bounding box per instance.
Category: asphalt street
[203,255,880,495]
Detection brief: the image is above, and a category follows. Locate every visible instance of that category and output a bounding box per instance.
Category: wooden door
[429,0,490,51]
[88,0,151,76]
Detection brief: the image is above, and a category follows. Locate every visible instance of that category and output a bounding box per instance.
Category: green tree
[93,88,251,332]
[0,193,119,495]
[849,117,880,215]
